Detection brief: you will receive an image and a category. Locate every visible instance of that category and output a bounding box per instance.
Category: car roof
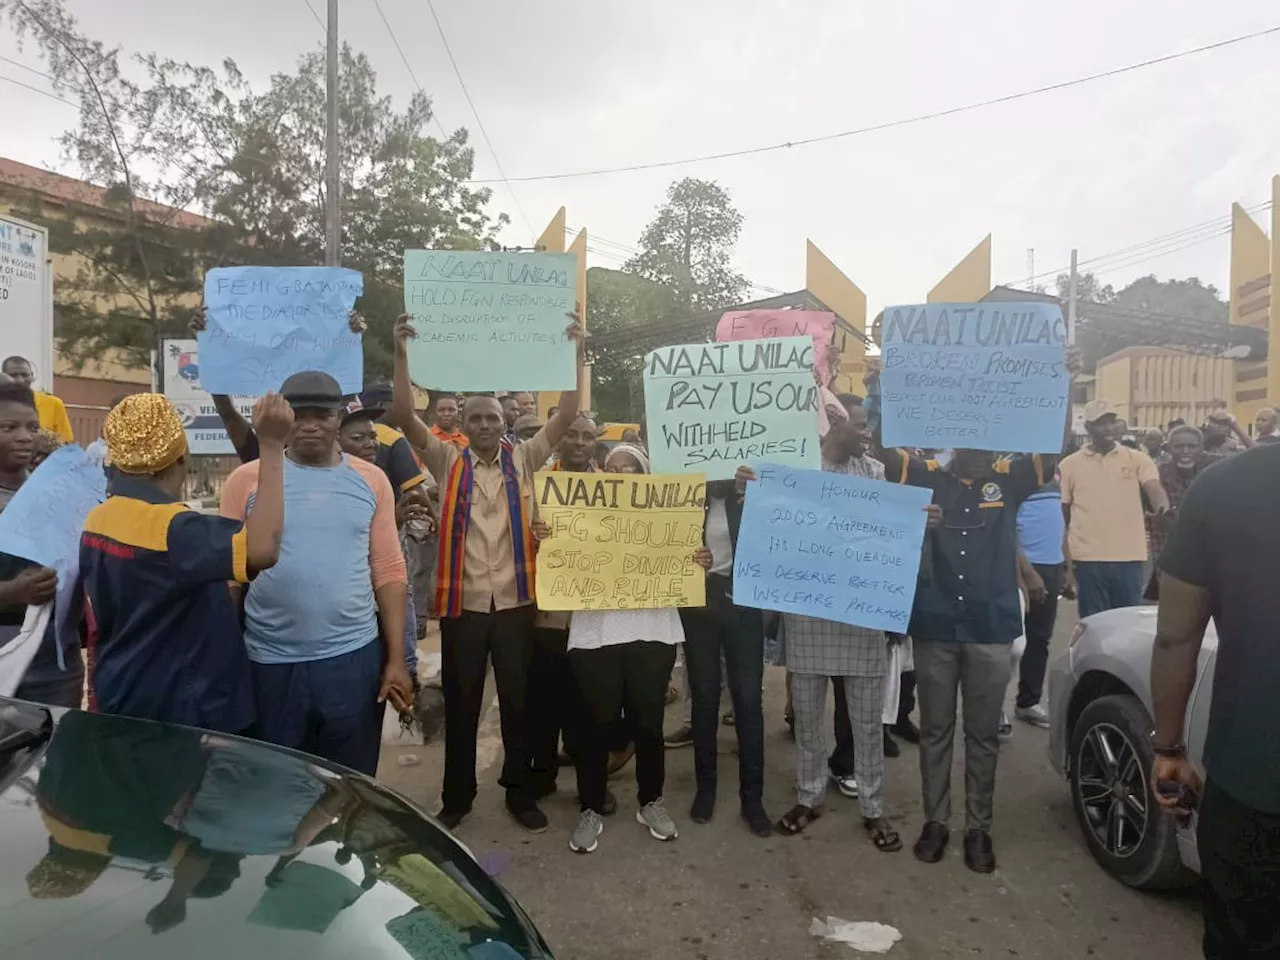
[0,698,551,959]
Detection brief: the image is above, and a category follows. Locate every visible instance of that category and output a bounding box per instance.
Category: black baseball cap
[341,396,385,426]
[280,371,344,410]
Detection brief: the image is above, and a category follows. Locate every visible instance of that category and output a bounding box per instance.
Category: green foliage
[586,267,676,421]
[1,0,505,380]
[625,178,748,312]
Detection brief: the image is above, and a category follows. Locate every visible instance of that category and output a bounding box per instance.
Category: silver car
[1048,606,1216,890]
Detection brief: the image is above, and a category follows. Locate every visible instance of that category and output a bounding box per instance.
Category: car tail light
[1069,621,1087,647]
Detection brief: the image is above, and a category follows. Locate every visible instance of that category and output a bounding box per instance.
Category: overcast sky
[4,0,1280,312]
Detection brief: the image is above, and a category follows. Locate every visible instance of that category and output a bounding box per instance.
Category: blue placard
[733,464,930,631]
[879,302,1068,453]
[199,266,365,395]
[643,337,822,481]
[0,445,107,659]
[402,250,577,391]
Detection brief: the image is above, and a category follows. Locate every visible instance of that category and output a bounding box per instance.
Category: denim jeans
[1074,560,1145,619]
[679,576,765,805]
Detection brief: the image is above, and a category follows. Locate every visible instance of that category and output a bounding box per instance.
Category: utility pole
[324,0,340,266]
[1067,248,1078,347]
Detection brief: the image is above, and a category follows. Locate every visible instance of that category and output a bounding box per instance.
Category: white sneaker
[636,798,679,841]
[569,809,603,854]
[832,773,859,798]
[1015,704,1051,729]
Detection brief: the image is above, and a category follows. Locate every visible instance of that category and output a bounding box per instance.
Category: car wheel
[1068,694,1195,890]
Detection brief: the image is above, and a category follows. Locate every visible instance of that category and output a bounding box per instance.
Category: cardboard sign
[716,309,836,381]
[734,464,930,631]
[879,302,1068,453]
[534,471,706,610]
[643,336,821,481]
[199,266,364,394]
[402,250,577,391]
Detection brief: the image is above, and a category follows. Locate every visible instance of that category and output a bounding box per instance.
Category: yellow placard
[535,471,707,611]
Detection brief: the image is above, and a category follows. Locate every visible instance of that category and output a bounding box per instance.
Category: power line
[1004,200,1273,287]
[468,24,1280,184]
[370,0,453,142]
[0,72,75,106]
[302,0,324,32]
[420,0,535,239]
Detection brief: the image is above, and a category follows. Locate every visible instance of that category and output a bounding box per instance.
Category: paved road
[378,607,1203,960]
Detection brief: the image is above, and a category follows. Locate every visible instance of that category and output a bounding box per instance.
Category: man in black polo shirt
[876,446,1048,872]
[1152,444,1280,958]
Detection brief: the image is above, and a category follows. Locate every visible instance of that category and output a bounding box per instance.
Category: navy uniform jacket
[80,475,255,733]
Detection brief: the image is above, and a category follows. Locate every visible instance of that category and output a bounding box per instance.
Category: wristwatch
[1149,732,1186,758]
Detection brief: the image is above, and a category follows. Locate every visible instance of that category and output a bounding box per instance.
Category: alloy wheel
[1074,721,1148,859]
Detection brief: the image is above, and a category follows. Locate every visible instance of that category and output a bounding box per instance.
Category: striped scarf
[436,439,535,618]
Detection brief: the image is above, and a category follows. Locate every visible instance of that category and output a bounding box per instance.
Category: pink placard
[716,310,837,379]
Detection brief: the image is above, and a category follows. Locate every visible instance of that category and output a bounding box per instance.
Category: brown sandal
[864,817,902,852]
[775,804,823,835]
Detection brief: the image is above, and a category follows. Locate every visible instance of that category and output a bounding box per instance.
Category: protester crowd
[0,312,1277,956]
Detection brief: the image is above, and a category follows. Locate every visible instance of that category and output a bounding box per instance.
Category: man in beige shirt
[392,312,585,833]
[1059,400,1168,618]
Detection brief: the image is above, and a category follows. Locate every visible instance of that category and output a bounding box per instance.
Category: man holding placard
[738,401,909,852]
[869,332,1080,874]
[390,309,586,833]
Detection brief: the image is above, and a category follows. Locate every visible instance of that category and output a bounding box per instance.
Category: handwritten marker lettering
[402,250,577,392]
[643,336,821,482]
[733,464,930,632]
[880,301,1068,454]
[199,266,365,395]
[535,471,707,612]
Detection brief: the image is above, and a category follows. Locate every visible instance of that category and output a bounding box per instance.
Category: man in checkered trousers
[749,396,903,852]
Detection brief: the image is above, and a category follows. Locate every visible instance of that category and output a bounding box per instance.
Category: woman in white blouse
[533,443,711,854]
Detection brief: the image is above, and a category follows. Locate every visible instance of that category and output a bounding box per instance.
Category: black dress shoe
[891,719,921,744]
[882,728,901,758]
[506,796,549,833]
[690,786,717,824]
[741,802,772,838]
[963,830,996,873]
[437,807,470,830]
[913,821,950,863]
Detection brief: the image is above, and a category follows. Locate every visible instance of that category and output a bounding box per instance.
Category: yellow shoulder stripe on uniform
[373,422,402,446]
[83,497,187,552]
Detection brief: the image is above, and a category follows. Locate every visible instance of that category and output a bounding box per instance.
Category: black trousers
[1199,779,1280,958]
[569,641,676,814]
[440,605,537,814]
[1016,562,1063,709]
[526,625,585,781]
[831,663,914,778]
[680,578,765,804]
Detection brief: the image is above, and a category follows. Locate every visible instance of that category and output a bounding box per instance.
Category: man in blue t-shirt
[1013,474,1063,727]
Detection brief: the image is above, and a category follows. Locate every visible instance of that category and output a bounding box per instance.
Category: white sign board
[0,215,53,390]
[160,338,254,455]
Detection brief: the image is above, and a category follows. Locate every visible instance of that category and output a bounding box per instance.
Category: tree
[585,267,676,421]
[1,0,505,376]
[1054,271,1115,304]
[625,178,748,312]
[1111,275,1227,324]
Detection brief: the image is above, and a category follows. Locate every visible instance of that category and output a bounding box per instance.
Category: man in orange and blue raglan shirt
[79,393,291,734]
[220,371,412,777]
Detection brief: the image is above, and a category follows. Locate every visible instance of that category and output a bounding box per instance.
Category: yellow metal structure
[534,209,590,418]
[804,240,866,392]
[1095,347,1235,430]
[927,234,992,304]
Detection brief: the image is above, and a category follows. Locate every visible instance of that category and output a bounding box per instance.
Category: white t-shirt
[567,608,685,651]
[704,496,733,576]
